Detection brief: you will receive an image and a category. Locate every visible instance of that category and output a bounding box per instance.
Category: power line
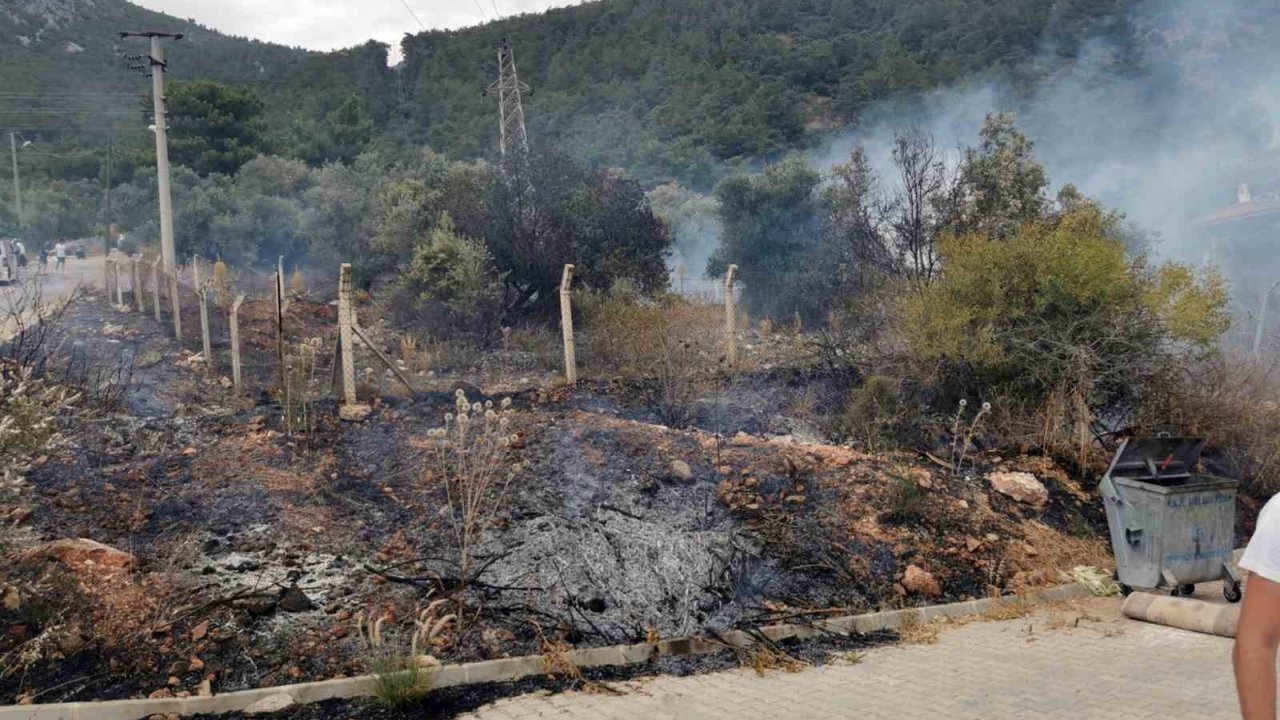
[490,0,503,19]
[397,0,426,30]
[472,0,489,21]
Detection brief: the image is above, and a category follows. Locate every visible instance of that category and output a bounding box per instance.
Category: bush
[406,213,505,342]
[835,375,902,452]
[901,207,1229,464]
[882,473,925,524]
[578,283,724,427]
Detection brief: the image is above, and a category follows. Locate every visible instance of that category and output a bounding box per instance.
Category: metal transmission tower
[486,37,531,160]
[120,30,182,273]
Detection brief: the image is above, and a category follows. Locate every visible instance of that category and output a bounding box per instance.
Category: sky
[130,0,587,63]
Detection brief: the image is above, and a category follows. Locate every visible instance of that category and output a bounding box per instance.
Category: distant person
[53,241,66,271]
[14,240,25,267]
[1234,495,1280,719]
[38,246,48,267]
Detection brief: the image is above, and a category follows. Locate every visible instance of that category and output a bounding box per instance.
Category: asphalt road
[0,255,105,340]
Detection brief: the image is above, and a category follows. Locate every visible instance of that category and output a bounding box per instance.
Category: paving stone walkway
[463,597,1253,719]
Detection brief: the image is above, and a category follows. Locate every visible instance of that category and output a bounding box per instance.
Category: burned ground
[1,291,1112,708]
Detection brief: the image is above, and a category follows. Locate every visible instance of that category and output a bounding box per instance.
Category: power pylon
[486,36,531,160]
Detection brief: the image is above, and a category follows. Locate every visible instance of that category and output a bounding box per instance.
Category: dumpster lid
[1105,436,1205,484]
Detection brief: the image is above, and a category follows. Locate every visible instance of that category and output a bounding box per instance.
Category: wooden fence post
[229,293,245,390]
[169,270,181,341]
[725,263,739,370]
[274,256,285,389]
[199,282,212,370]
[337,263,357,406]
[151,257,162,323]
[560,264,577,385]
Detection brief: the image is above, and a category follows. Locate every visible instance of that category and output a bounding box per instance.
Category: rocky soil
[0,290,1115,710]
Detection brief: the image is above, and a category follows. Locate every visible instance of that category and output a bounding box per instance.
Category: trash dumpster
[1100,436,1242,602]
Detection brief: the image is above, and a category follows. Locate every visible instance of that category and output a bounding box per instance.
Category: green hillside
[1,0,1145,188]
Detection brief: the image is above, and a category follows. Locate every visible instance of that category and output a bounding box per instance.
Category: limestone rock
[24,538,137,570]
[339,403,373,423]
[245,694,295,715]
[668,459,693,482]
[902,564,942,598]
[988,471,1049,507]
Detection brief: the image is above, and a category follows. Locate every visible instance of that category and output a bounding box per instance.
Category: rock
[965,537,983,553]
[988,472,1048,507]
[902,564,942,598]
[668,460,693,482]
[413,654,442,669]
[196,678,213,697]
[985,533,1000,543]
[338,403,373,422]
[168,660,190,676]
[1023,543,1039,557]
[731,432,754,447]
[245,694,295,715]
[148,688,173,699]
[24,539,137,570]
[188,656,205,673]
[956,500,969,510]
[191,621,209,642]
[278,586,314,613]
[2,585,20,611]
[239,597,277,616]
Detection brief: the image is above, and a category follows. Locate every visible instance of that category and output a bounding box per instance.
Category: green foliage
[370,656,430,711]
[712,157,823,319]
[883,473,925,524]
[407,213,505,339]
[837,375,902,452]
[167,81,266,176]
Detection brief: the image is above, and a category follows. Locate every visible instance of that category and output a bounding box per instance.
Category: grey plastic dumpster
[1100,436,1242,602]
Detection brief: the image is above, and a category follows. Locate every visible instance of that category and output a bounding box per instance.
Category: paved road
[0,255,104,340]
[465,596,1252,719]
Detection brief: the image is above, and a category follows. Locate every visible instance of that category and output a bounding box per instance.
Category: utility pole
[104,134,113,283]
[9,132,23,231]
[121,30,182,273]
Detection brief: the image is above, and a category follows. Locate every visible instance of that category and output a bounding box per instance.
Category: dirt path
[462,596,1256,719]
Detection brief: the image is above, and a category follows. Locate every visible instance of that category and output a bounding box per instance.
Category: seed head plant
[425,392,521,588]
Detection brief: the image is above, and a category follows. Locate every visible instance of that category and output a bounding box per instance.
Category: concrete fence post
[151,257,162,323]
[114,262,124,306]
[725,263,739,370]
[132,257,143,312]
[229,293,245,390]
[337,263,357,406]
[104,260,115,305]
[560,264,577,385]
[169,270,181,341]
[199,282,212,370]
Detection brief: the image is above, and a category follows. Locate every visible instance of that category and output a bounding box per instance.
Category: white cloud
[130,0,587,63]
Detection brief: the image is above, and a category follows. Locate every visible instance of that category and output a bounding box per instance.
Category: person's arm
[1236,573,1280,719]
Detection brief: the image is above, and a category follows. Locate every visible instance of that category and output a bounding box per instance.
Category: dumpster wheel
[1172,584,1196,597]
[1224,582,1242,603]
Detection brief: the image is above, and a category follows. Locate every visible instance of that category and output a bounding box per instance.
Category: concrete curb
[1121,593,1240,638]
[0,583,1091,720]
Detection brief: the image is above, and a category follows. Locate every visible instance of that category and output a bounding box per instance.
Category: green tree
[167,81,267,176]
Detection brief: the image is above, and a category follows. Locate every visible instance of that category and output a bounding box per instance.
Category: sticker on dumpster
[1164,547,1232,566]
[1166,493,1233,508]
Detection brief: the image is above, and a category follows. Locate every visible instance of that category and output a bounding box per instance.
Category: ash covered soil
[1,291,1113,709]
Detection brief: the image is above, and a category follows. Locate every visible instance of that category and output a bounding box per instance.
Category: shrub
[0,365,79,462]
[835,375,902,452]
[882,473,924,523]
[901,207,1229,464]
[406,213,505,342]
[578,283,723,427]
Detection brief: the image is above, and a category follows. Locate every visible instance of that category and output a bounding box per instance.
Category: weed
[897,612,940,644]
[882,473,924,524]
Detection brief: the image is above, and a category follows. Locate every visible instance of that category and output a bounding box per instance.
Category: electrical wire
[397,0,427,30]
[472,0,489,21]
[490,0,503,19]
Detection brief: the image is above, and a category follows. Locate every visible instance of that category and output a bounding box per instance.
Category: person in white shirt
[53,241,66,271]
[1236,496,1280,719]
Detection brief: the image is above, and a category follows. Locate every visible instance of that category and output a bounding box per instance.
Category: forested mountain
[1,0,1153,189]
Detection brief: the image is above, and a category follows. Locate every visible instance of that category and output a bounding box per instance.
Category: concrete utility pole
[104,134,113,288]
[121,31,182,273]
[9,132,25,230]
